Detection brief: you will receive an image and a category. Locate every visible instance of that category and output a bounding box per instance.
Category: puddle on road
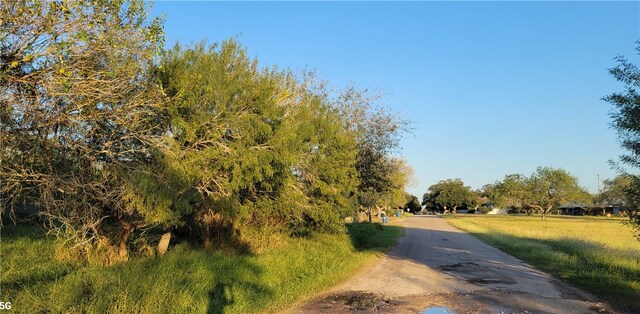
[420,306,455,314]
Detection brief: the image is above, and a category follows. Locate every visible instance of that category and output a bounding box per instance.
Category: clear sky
[152,1,640,197]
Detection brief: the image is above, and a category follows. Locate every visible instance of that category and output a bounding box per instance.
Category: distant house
[480,202,507,215]
[487,208,508,215]
[591,205,622,216]
[558,203,589,216]
[558,203,622,216]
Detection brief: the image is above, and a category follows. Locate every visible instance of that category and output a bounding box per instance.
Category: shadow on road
[383,215,628,313]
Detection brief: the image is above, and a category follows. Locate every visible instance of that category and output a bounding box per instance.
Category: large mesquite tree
[156,41,360,248]
[490,168,590,221]
[285,91,359,232]
[423,179,475,215]
[525,167,591,221]
[335,87,410,222]
[0,0,165,260]
[491,174,530,214]
[157,41,296,248]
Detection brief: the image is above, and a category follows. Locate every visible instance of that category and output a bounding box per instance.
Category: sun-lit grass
[0,223,402,313]
[446,215,640,312]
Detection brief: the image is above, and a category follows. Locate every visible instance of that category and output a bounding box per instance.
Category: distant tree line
[422,167,592,221]
[421,168,640,237]
[0,0,412,263]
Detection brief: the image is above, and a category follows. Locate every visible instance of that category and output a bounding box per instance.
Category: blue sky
[152,1,639,197]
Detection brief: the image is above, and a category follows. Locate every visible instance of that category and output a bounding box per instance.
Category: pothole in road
[439,262,479,271]
[439,262,516,285]
[466,277,515,285]
[327,292,406,311]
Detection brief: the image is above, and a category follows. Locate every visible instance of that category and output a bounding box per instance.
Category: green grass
[345,222,403,251]
[0,223,402,313]
[445,215,640,312]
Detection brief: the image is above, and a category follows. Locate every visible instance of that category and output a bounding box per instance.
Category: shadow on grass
[0,222,48,239]
[1,223,76,295]
[345,222,403,252]
[1,222,274,313]
[2,266,74,292]
[207,282,233,314]
[39,244,274,313]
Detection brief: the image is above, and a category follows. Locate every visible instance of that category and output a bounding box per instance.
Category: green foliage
[157,41,360,240]
[604,40,640,169]
[527,167,591,217]
[596,175,632,207]
[158,41,296,227]
[286,91,360,231]
[599,175,640,239]
[404,194,422,213]
[490,174,529,210]
[604,43,640,238]
[335,88,411,214]
[624,176,640,239]
[489,168,590,219]
[423,178,476,213]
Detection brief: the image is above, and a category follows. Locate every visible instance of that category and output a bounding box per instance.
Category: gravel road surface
[286,215,613,314]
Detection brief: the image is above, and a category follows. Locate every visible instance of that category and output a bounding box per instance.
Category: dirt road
[287,215,613,314]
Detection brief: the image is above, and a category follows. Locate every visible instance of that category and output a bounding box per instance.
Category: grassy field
[0,222,402,313]
[446,215,640,312]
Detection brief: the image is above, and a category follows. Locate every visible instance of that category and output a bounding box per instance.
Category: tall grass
[0,223,402,313]
[446,215,640,312]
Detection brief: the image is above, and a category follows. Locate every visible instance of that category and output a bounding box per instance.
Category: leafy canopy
[423,178,476,212]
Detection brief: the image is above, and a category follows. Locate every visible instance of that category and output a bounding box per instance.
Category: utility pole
[597,174,603,216]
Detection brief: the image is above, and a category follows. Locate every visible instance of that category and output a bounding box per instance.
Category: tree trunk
[541,206,552,222]
[114,213,151,261]
[201,211,214,250]
[118,226,134,260]
[367,207,372,223]
[157,228,172,257]
[452,205,457,217]
[203,223,214,250]
[201,211,227,250]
